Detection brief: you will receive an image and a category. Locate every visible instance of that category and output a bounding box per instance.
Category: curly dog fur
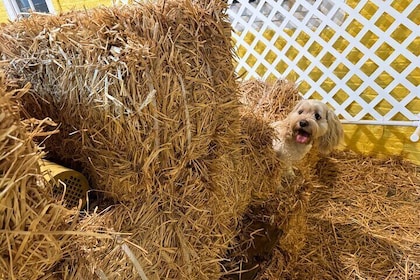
[271,99,343,176]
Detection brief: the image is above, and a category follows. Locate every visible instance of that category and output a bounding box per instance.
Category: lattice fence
[227,0,420,141]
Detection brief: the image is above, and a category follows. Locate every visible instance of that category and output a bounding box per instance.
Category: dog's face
[286,99,343,153]
[287,100,329,144]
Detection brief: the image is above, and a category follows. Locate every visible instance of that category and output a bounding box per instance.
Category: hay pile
[239,79,301,121]
[259,151,420,280]
[3,0,416,278]
[0,72,75,279]
[0,1,253,279]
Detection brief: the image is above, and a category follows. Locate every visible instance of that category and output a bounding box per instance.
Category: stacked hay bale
[0,73,75,279]
[0,1,251,279]
[239,79,302,199]
[224,79,315,279]
[239,79,301,122]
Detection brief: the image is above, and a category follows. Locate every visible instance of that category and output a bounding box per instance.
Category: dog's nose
[299,120,308,127]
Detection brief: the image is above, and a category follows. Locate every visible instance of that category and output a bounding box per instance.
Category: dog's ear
[317,108,344,154]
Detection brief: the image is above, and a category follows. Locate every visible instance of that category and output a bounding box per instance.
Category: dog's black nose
[299,120,308,127]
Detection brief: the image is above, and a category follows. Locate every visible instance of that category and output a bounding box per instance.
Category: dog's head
[286,99,343,154]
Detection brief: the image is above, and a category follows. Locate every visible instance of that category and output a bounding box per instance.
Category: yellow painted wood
[342,125,420,165]
[0,4,9,23]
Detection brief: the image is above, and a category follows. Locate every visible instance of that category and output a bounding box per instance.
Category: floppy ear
[317,108,344,154]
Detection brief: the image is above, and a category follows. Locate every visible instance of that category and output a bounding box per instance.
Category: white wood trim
[3,0,55,20]
[3,0,19,20]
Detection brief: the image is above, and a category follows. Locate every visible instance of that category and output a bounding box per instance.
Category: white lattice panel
[227,0,420,139]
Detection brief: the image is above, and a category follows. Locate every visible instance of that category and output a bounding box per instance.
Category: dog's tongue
[296,132,310,144]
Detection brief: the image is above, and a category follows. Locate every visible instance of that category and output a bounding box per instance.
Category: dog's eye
[298,110,303,114]
[315,113,322,120]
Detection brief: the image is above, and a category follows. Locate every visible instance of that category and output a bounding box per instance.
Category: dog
[270,99,343,177]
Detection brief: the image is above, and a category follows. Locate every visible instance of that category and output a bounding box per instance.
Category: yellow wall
[0,3,9,24]
[51,0,111,14]
[0,0,112,23]
[342,125,420,165]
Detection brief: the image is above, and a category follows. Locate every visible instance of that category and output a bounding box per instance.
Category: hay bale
[58,156,247,279]
[0,0,243,203]
[0,72,74,279]
[238,79,302,199]
[59,197,238,279]
[1,1,251,279]
[221,79,312,278]
[239,79,301,122]
[240,112,283,199]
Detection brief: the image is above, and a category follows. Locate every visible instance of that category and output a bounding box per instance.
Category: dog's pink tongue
[296,134,310,144]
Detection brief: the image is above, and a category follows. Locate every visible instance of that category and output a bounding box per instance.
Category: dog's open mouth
[295,129,311,144]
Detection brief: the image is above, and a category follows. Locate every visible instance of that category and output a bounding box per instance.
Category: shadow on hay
[221,203,283,280]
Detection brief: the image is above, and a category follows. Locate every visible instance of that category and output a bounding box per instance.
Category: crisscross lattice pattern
[227,0,419,129]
